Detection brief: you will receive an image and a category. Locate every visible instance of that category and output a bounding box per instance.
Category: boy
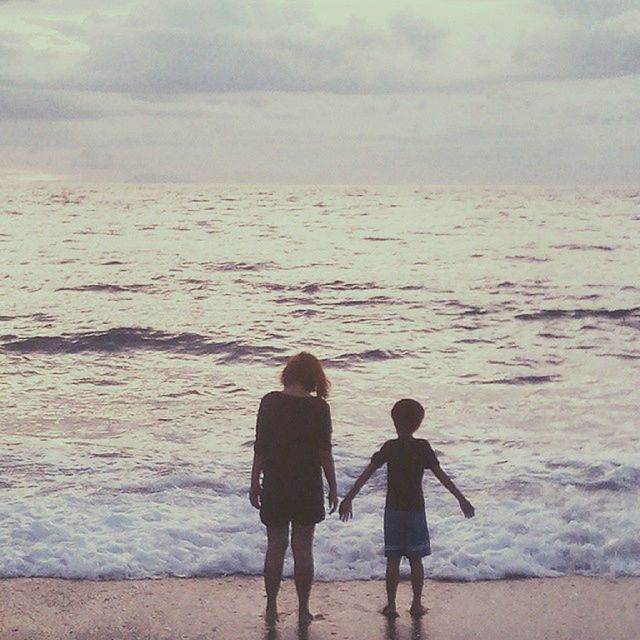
[339,398,474,618]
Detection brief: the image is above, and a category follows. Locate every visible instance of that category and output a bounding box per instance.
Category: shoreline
[2,576,639,639]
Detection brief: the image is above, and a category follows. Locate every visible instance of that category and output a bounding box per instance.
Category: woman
[250,352,338,625]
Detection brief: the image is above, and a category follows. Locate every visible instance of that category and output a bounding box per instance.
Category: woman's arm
[319,449,338,514]
[250,395,268,509]
[249,451,263,509]
[338,462,378,521]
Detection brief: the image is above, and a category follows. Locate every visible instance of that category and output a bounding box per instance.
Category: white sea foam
[1,485,639,581]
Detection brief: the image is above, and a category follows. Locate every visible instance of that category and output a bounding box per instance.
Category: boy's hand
[249,485,262,509]
[338,498,353,522]
[459,497,475,518]
[328,488,338,514]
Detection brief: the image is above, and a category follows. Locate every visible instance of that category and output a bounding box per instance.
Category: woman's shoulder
[261,390,282,403]
[260,391,329,409]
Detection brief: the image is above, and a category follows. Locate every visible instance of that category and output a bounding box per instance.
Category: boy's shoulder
[376,437,433,454]
[388,438,437,459]
[415,438,437,456]
[388,436,433,447]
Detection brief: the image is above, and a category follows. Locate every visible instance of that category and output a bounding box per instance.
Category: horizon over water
[1,182,639,581]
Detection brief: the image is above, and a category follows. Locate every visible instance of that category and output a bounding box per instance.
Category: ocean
[1,183,638,581]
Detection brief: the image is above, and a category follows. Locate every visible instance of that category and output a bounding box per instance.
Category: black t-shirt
[254,391,332,504]
[371,437,439,511]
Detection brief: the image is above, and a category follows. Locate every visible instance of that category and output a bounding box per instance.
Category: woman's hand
[327,488,338,514]
[249,485,262,509]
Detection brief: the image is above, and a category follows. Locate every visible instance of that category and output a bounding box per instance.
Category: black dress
[254,391,332,527]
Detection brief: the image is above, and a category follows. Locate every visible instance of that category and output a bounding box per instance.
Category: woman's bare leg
[264,525,289,624]
[291,524,315,624]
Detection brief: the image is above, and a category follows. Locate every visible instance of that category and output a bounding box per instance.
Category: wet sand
[1,576,638,640]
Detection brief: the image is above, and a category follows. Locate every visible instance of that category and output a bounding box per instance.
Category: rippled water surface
[1,184,639,580]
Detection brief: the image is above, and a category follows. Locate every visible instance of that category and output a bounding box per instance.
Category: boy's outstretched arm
[339,462,378,521]
[431,464,475,518]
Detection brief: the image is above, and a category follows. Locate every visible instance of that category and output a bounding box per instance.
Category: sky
[1,0,639,184]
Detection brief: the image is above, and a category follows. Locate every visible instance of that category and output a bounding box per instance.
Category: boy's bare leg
[264,525,289,624]
[383,556,401,618]
[408,556,427,617]
[291,523,315,624]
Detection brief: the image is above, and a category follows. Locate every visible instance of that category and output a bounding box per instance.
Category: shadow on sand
[263,615,428,640]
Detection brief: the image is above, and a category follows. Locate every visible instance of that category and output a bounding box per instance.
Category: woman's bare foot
[265,606,279,625]
[381,604,399,619]
[409,603,428,617]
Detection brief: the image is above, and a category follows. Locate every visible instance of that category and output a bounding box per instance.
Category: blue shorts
[384,509,431,558]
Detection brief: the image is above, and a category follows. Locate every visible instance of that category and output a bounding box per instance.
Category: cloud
[0,85,217,121]
[389,11,443,59]
[537,0,640,17]
[0,88,98,120]
[4,0,639,100]
[1,0,638,184]
[3,1,445,95]
[515,10,640,80]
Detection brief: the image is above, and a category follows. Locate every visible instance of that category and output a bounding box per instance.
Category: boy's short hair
[391,399,425,434]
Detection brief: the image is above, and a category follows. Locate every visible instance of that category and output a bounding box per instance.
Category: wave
[115,474,234,495]
[1,491,639,581]
[0,327,286,360]
[597,352,640,360]
[0,330,405,368]
[507,255,550,263]
[476,375,559,385]
[43,191,85,206]
[56,284,153,293]
[545,461,640,492]
[330,296,394,307]
[203,261,278,272]
[0,313,55,323]
[301,280,383,293]
[274,295,315,305]
[439,301,493,317]
[326,349,406,367]
[572,466,640,492]
[254,280,421,296]
[553,244,615,251]
[515,307,640,322]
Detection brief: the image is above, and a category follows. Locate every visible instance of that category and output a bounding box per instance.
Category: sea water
[0,183,638,581]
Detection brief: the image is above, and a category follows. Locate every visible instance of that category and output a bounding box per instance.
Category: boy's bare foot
[265,606,279,625]
[381,604,399,619]
[298,608,315,625]
[409,603,428,617]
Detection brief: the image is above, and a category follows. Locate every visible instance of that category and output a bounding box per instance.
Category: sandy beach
[1,576,638,640]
